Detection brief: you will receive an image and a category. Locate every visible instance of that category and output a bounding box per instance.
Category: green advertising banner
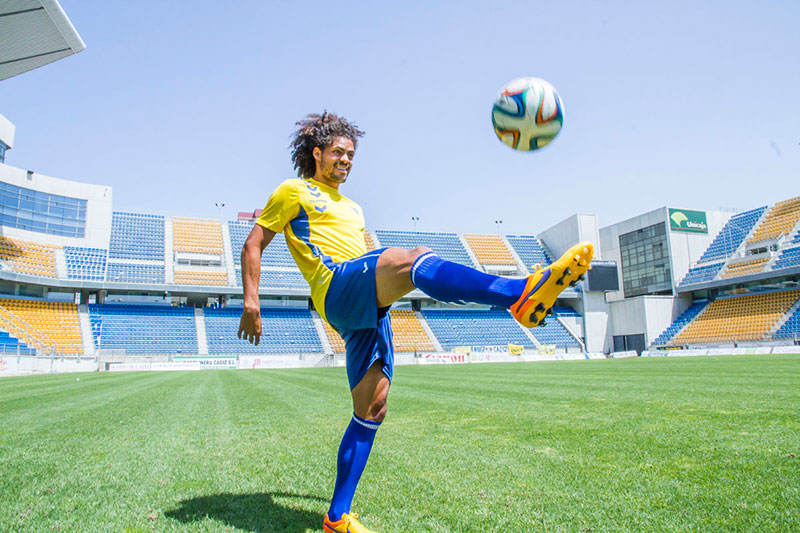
[668,208,708,233]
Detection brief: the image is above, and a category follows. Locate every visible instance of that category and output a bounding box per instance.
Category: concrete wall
[582,291,609,353]
[607,295,681,347]
[0,163,112,249]
[539,213,600,258]
[538,213,606,353]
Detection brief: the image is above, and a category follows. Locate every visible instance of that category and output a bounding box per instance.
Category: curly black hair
[290,112,365,178]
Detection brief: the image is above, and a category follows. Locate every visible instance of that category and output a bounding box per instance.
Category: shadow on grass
[164,491,327,532]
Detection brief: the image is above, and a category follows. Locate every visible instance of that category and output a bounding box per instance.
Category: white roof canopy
[0,0,86,81]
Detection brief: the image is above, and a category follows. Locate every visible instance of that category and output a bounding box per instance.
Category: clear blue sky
[1,0,798,235]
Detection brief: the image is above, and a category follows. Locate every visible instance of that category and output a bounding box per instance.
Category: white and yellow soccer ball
[491,77,564,151]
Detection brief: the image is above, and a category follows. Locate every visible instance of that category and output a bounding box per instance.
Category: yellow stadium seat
[748,196,800,244]
[0,298,82,354]
[174,270,228,286]
[464,233,516,267]
[322,309,434,353]
[172,217,224,254]
[672,290,799,345]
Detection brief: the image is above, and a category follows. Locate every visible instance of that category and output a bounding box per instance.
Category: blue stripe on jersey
[289,205,335,269]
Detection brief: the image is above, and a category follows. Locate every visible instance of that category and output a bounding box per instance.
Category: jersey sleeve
[256,180,299,233]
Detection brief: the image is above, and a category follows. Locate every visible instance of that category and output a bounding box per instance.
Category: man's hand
[238,303,262,345]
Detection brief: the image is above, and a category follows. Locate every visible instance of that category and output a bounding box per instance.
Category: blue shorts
[324,248,394,390]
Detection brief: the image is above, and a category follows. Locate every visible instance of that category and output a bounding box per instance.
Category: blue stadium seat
[89,304,197,354]
[106,263,165,284]
[374,230,473,266]
[680,262,724,286]
[533,320,581,348]
[228,221,295,268]
[774,303,800,339]
[420,308,535,350]
[652,300,709,345]
[109,212,165,260]
[235,268,307,289]
[698,207,766,264]
[506,235,552,269]
[552,305,581,318]
[205,306,322,353]
[0,331,36,355]
[64,246,107,281]
[772,246,800,271]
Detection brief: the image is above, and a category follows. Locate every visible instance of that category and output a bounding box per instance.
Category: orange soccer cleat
[511,241,594,328]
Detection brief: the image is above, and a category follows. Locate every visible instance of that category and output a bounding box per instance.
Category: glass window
[618,222,673,298]
[0,182,86,237]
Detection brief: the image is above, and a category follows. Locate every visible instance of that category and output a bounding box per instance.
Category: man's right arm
[238,224,276,345]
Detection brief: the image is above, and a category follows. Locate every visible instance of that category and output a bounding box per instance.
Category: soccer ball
[491,77,564,151]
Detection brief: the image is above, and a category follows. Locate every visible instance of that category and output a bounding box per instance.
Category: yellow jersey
[256,178,367,322]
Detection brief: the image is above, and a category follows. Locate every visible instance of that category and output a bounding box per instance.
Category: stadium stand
[0,236,58,277]
[463,233,516,266]
[0,298,82,353]
[792,232,800,245]
[363,229,376,252]
[235,268,307,289]
[420,308,535,350]
[388,310,435,351]
[109,212,164,260]
[506,235,552,269]
[174,270,228,286]
[774,304,800,340]
[89,304,197,354]
[671,290,800,345]
[0,331,35,355]
[322,309,435,353]
[205,306,322,353]
[106,263,164,284]
[772,246,800,271]
[747,196,800,244]
[64,246,107,281]
[652,300,709,346]
[720,257,769,278]
[697,206,766,264]
[374,230,473,266]
[228,221,295,267]
[322,320,346,353]
[680,262,724,285]
[533,308,581,348]
[173,217,223,254]
[552,305,580,318]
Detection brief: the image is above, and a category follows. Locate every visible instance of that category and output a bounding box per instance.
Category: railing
[0,305,59,356]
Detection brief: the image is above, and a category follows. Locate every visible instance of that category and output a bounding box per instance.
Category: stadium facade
[1,1,798,376]
[1,112,798,376]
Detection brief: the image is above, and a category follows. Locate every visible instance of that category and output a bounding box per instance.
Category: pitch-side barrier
[641,346,799,357]
[7,347,795,377]
[0,355,97,376]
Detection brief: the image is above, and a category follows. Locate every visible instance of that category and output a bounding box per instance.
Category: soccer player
[238,112,593,533]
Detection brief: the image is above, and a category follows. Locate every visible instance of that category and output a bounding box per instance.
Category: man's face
[314,137,355,187]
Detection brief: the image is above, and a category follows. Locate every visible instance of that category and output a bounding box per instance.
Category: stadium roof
[0,0,85,81]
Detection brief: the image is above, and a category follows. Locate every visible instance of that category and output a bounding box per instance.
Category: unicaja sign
[668,208,708,234]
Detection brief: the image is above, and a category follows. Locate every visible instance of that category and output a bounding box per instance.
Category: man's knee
[367,396,388,423]
[379,246,432,270]
[407,246,433,264]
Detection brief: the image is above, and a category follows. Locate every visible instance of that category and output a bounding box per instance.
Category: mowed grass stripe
[1,355,798,532]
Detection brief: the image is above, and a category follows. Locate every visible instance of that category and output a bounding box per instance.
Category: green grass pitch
[1,355,799,532]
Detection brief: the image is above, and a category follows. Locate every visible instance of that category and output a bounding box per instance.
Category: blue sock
[327,413,381,522]
[410,252,527,308]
